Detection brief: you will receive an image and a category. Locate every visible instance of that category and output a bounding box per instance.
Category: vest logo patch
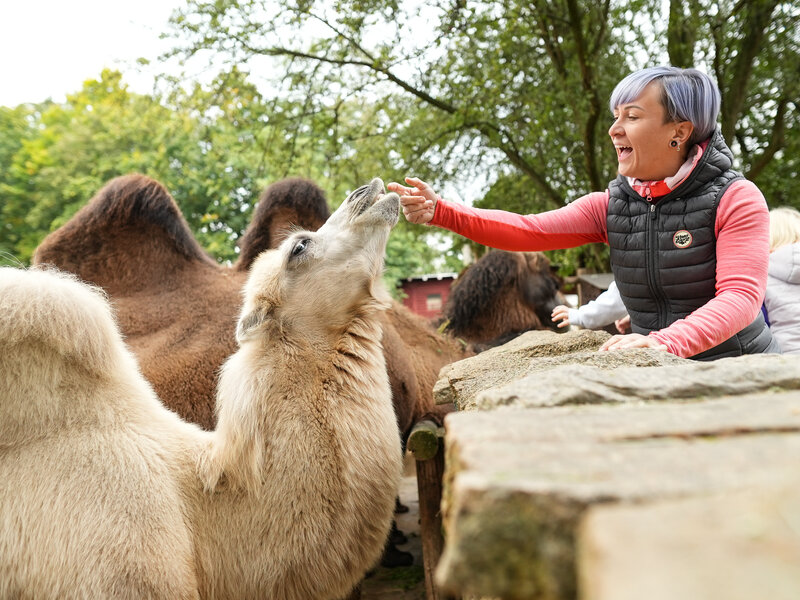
[673,230,693,248]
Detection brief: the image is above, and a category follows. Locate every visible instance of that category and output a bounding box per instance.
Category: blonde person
[763,207,800,353]
[390,66,780,360]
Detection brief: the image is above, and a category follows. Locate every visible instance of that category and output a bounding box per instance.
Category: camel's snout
[346,178,385,214]
[342,178,399,226]
[373,191,400,227]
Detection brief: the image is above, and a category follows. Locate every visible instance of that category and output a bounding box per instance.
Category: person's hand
[387,177,439,225]
[551,305,571,328]
[614,314,631,334]
[599,333,668,352]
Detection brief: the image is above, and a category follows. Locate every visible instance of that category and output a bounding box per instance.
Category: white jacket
[568,281,628,330]
[764,242,800,354]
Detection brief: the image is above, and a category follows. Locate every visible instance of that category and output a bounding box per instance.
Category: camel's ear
[236,306,274,343]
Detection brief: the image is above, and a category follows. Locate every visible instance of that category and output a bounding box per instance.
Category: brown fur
[234,177,331,271]
[35,175,245,429]
[34,174,467,437]
[441,250,564,347]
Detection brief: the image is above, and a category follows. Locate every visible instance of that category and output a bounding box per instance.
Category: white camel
[0,178,403,599]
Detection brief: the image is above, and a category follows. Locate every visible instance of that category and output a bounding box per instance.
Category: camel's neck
[200,312,394,493]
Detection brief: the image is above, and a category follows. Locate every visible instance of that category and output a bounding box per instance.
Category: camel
[32,175,331,430]
[33,173,466,567]
[34,174,466,439]
[0,179,403,599]
[439,249,565,347]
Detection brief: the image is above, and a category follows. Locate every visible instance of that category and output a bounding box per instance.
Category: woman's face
[609,82,689,182]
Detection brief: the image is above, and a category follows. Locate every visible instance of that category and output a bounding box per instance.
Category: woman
[389,66,779,360]
[764,207,800,354]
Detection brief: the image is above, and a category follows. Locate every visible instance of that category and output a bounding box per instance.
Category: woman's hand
[550,305,572,328]
[387,177,439,225]
[599,333,668,352]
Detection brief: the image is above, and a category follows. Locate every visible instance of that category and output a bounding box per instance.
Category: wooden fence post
[408,420,456,600]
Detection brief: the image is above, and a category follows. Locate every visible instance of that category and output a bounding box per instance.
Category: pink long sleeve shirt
[431,180,770,358]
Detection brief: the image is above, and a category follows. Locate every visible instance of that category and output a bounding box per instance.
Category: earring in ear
[670,140,678,147]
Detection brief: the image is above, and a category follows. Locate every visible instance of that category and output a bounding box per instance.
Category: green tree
[0,68,441,287]
[1,70,208,263]
[0,104,38,265]
[164,0,800,273]
[1,69,310,264]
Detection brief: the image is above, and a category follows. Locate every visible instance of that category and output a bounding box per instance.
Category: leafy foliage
[2,0,798,281]
[161,0,799,273]
[1,70,268,264]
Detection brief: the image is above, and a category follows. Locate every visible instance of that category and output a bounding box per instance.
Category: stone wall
[432,329,800,600]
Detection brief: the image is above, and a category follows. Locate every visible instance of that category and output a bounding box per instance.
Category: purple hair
[610,66,721,145]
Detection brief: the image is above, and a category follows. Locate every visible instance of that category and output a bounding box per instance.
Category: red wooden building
[398,273,458,320]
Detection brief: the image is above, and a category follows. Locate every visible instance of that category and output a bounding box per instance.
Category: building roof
[577,272,615,290]
[400,272,459,283]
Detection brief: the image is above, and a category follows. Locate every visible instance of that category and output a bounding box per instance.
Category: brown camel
[440,249,565,348]
[34,174,467,438]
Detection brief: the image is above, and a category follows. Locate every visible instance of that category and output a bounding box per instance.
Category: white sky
[0,0,185,107]
[0,0,479,204]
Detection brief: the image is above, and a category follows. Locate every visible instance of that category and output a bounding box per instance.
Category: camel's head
[236,178,399,343]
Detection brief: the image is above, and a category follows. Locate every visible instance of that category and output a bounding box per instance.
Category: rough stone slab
[579,480,800,600]
[433,329,687,411]
[435,390,800,600]
[477,353,800,411]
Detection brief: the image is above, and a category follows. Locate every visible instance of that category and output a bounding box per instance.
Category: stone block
[579,480,800,600]
[435,354,800,599]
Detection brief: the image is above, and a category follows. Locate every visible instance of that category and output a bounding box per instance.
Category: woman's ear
[674,120,695,145]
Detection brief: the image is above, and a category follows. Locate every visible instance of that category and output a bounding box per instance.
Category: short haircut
[769,207,800,252]
[609,66,721,146]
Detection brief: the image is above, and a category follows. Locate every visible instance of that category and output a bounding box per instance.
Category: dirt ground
[360,453,427,600]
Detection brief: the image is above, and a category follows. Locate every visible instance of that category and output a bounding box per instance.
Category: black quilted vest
[606,130,777,360]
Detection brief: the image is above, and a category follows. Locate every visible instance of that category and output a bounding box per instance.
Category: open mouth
[616,146,633,161]
[346,178,387,216]
[340,178,399,228]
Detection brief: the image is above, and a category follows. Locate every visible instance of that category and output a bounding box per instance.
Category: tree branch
[230,28,566,209]
[720,0,780,143]
[566,0,604,190]
[746,97,789,180]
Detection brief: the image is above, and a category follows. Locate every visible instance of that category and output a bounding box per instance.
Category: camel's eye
[291,238,310,258]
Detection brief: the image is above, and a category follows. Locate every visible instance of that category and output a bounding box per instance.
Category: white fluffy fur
[0,180,402,599]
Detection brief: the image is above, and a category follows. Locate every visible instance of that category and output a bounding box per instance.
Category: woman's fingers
[390,178,438,225]
[399,194,434,224]
[600,334,634,351]
[403,208,433,225]
[402,201,433,216]
[599,334,668,352]
[389,177,428,194]
[405,176,428,189]
[399,194,429,208]
[387,181,414,195]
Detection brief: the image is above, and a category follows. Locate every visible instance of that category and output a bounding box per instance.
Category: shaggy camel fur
[33,175,330,430]
[0,179,403,599]
[34,174,468,438]
[440,249,564,347]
